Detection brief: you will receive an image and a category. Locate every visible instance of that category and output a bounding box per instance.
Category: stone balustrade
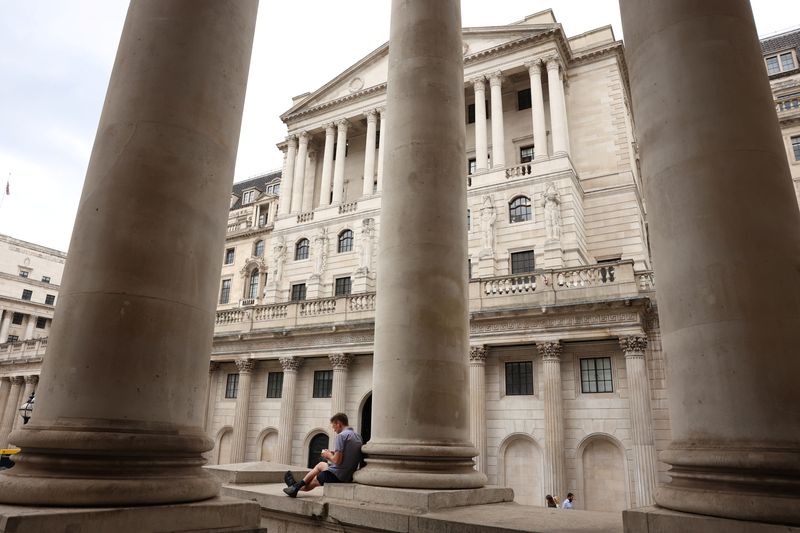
[637,271,655,291]
[347,293,375,311]
[0,337,47,362]
[504,162,534,179]
[338,201,358,214]
[483,274,537,295]
[299,298,337,316]
[253,303,289,321]
[553,264,616,288]
[296,212,314,223]
[776,92,800,114]
[239,298,256,307]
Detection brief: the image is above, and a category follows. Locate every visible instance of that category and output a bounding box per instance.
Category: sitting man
[284,412,363,497]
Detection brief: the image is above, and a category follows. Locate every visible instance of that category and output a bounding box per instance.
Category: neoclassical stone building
[206,10,668,511]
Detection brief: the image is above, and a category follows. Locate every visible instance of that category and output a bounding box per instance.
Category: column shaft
[0,377,23,448]
[278,136,297,216]
[318,124,336,206]
[276,357,302,465]
[23,315,36,340]
[204,362,220,433]
[0,378,11,432]
[468,347,487,474]
[291,132,309,213]
[362,112,378,196]
[527,61,548,159]
[11,375,37,433]
[376,110,386,192]
[355,0,485,490]
[473,78,488,171]
[332,120,349,204]
[0,0,258,506]
[547,58,568,156]
[489,73,505,168]
[0,312,10,342]
[301,150,317,212]
[230,359,255,464]
[620,0,800,524]
[538,342,566,501]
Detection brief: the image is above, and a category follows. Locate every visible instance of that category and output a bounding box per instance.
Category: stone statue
[542,182,562,240]
[271,236,286,284]
[358,218,376,273]
[312,228,328,277]
[479,195,496,252]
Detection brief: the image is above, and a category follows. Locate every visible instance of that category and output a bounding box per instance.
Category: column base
[354,441,487,489]
[624,506,800,533]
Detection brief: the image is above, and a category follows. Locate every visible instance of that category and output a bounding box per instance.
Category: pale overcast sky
[0,1,795,252]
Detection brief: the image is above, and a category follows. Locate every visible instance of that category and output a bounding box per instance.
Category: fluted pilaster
[329,353,353,419]
[468,345,488,473]
[276,356,303,465]
[319,123,336,206]
[291,132,309,213]
[538,341,566,501]
[0,377,24,447]
[332,119,349,204]
[230,358,256,464]
[204,361,221,433]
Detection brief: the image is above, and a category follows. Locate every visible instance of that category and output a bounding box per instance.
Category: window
[518,88,532,110]
[505,361,533,395]
[36,317,47,329]
[468,158,477,176]
[375,130,380,149]
[225,373,239,399]
[266,372,284,398]
[7,335,19,343]
[254,240,265,257]
[12,313,24,325]
[333,141,349,159]
[22,289,32,301]
[307,433,330,468]
[468,258,473,279]
[509,196,532,223]
[242,190,256,204]
[580,357,614,393]
[295,238,309,260]
[510,250,535,274]
[793,136,800,161]
[335,276,352,296]
[467,103,476,124]
[19,271,29,278]
[220,279,231,304]
[224,248,235,265]
[467,209,471,230]
[765,51,797,75]
[291,283,306,302]
[42,276,51,283]
[338,230,353,253]
[520,145,535,164]
[266,183,280,195]
[313,370,333,398]
[45,294,55,305]
[248,270,259,300]
[258,211,268,227]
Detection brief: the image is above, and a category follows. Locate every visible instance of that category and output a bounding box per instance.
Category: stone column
[204,361,221,433]
[329,353,353,419]
[620,335,657,507]
[362,111,378,197]
[230,358,255,464]
[472,77,489,172]
[0,0,258,506]
[276,356,302,465]
[318,123,336,207]
[619,0,800,525]
[23,315,35,340]
[11,375,38,433]
[376,109,386,192]
[332,119,349,204]
[488,72,506,168]
[0,311,10,342]
[0,377,23,448]
[278,135,297,216]
[468,346,488,474]
[538,341,566,502]
[546,57,569,156]
[302,148,317,212]
[291,131,309,213]
[526,60,548,160]
[355,0,486,490]
[0,378,11,439]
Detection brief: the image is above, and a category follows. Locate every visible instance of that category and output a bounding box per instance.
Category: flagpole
[0,171,8,210]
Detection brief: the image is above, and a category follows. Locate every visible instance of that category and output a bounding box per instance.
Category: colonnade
[0,310,49,344]
[0,375,38,448]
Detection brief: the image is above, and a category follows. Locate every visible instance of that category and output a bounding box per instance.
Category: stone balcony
[0,337,48,364]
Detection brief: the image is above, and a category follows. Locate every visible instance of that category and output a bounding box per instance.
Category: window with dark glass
[254,240,265,257]
[42,276,51,283]
[467,209,471,230]
[518,88,532,110]
[220,279,231,304]
[520,145,535,163]
[580,357,614,393]
[224,248,235,265]
[510,250,535,274]
[766,52,797,75]
[509,196,532,223]
[334,277,352,296]
[468,259,473,279]
[792,136,800,161]
[12,313,24,325]
[375,130,380,149]
[468,158,477,176]
[7,335,19,343]
[45,294,55,305]
[781,52,796,71]
[467,103,476,124]
[36,317,47,329]
[313,370,333,398]
[338,230,353,253]
[291,283,306,302]
[21,289,32,301]
[295,238,309,260]
[248,270,259,299]
[266,372,284,398]
[505,361,534,395]
[307,433,329,468]
[333,141,349,159]
[225,373,239,399]
[19,271,29,278]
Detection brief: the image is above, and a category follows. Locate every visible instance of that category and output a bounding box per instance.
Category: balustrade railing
[216,309,244,325]
[254,304,288,321]
[338,201,358,214]
[637,271,655,291]
[505,162,534,179]
[483,274,538,295]
[776,92,800,113]
[554,265,616,288]
[300,298,337,317]
[0,337,48,361]
[347,293,375,311]
[297,212,314,223]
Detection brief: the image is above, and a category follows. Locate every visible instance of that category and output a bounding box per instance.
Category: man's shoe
[283,482,301,498]
[284,470,296,487]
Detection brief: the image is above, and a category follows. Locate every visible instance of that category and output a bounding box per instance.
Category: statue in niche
[542,182,562,240]
[357,218,376,274]
[312,228,328,277]
[271,236,286,284]
[479,195,496,253]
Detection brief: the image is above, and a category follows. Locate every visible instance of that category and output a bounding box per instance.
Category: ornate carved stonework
[469,345,487,363]
[472,76,486,92]
[337,118,350,130]
[235,358,256,373]
[537,341,562,360]
[619,335,648,356]
[365,109,378,124]
[10,376,25,385]
[209,361,221,372]
[328,353,353,371]
[279,356,303,372]
[470,312,640,334]
[349,77,364,93]
[489,71,504,87]
[24,374,39,385]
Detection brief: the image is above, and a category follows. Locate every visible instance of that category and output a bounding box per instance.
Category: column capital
[209,361,221,372]
[377,107,386,117]
[286,134,298,147]
[24,375,39,385]
[329,353,353,371]
[325,122,337,135]
[525,59,544,75]
[279,356,303,372]
[10,376,24,385]
[235,358,256,374]
[469,345,487,363]
[297,131,309,144]
[620,335,648,357]
[545,55,563,72]
[537,341,563,360]
[488,71,504,87]
[0,376,10,383]
[471,76,486,92]
[365,110,378,123]
[336,118,350,130]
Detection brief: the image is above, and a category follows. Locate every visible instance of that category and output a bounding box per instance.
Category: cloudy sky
[0,1,794,252]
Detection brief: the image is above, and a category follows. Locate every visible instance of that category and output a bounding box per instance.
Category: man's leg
[299,462,328,492]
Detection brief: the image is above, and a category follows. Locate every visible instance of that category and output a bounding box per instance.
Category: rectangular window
[19,271,29,278]
[510,250,535,274]
[468,258,473,279]
[12,313,24,325]
[376,130,380,149]
[22,289,32,301]
[467,209,471,230]
[468,158,477,176]
[225,373,239,399]
[313,370,333,398]
[467,103,476,124]
[505,361,534,395]
[520,145,535,163]
[45,294,55,305]
[518,88,532,110]
[7,335,19,343]
[291,283,307,302]
[580,357,614,393]
[766,52,797,75]
[766,56,781,75]
[266,372,284,398]
[36,317,47,329]
[42,276,51,283]
[220,279,231,304]
[781,52,796,71]
[792,135,800,161]
[224,248,235,265]
[334,277,352,297]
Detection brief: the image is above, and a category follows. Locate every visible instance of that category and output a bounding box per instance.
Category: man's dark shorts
[316,470,342,486]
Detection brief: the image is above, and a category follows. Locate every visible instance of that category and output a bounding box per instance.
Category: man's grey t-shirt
[328,427,363,482]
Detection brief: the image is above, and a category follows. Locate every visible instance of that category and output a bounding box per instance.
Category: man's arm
[322,449,344,465]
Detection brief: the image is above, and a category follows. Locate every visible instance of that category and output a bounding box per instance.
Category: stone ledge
[221,483,326,518]
[323,483,514,512]
[0,496,261,533]
[204,461,308,484]
[623,506,800,533]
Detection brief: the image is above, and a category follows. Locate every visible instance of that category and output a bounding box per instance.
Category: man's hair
[567,492,574,498]
[330,413,349,425]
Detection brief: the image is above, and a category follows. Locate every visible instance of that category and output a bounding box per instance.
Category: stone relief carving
[469,345,487,363]
[542,182,562,240]
[536,341,563,359]
[619,334,648,356]
[348,77,364,93]
[235,358,256,373]
[270,236,286,285]
[328,352,353,370]
[279,356,304,372]
[312,228,329,278]
[479,195,496,255]
[357,218,376,275]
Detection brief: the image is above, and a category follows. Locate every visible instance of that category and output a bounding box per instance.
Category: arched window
[247,270,259,299]
[338,229,354,253]
[253,240,264,257]
[509,196,532,223]
[295,238,309,260]
[307,433,329,468]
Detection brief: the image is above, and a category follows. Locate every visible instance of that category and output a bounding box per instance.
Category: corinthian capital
[279,356,303,372]
[469,345,487,363]
[619,335,648,357]
[286,134,298,147]
[471,76,486,93]
[336,118,350,130]
[329,353,353,371]
[365,109,378,124]
[488,71,504,87]
[537,341,562,360]
[25,375,39,385]
[235,358,256,373]
[297,131,309,144]
[525,59,543,76]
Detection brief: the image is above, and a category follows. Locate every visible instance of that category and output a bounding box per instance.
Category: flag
[4,181,8,195]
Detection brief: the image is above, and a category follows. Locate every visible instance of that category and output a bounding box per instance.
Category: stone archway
[498,434,544,506]
[257,428,279,462]
[358,391,372,444]
[578,434,629,512]
[306,432,329,468]
[216,427,233,465]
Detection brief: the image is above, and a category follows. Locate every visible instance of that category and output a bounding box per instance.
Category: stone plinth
[324,484,513,513]
[204,461,308,485]
[624,507,800,533]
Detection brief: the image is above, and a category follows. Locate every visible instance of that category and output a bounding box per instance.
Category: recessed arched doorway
[360,393,372,444]
[307,433,329,468]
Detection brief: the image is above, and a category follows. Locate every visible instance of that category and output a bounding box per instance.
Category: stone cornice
[0,271,60,291]
[283,83,387,124]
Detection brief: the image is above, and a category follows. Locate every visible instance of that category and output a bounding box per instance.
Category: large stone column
[11,375,37,433]
[468,346,487,474]
[526,60,548,160]
[362,111,378,197]
[538,341,566,502]
[472,77,489,172]
[291,131,309,213]
[620,335,657,507]
[620,0,800,525]
[318,123,336,207]
[332,119,349,204]
[376,109,386,192]
[276,356,302,465]
[23,315,35,340]
[488,72,506,168]
[546,57,569,156]
[0,0,258,506]
[329,353,353,419]
[278,135,297,216]
[204,361,220,433]
[0,377,23,448]
[355,0,486,490]
[0,311,10,342]
[230,358,255,464]
[0,378,11,430]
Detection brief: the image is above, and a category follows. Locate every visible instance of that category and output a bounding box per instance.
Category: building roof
[230,170,281,210]
[760,27,800,56]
